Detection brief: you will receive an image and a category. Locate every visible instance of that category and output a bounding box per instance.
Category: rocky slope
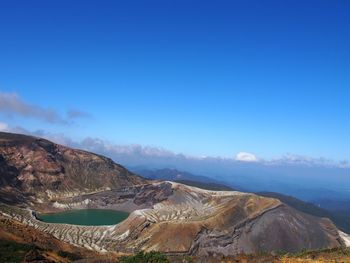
[0,132,349,258]
[1,181,347,257]
[0,132,146,205]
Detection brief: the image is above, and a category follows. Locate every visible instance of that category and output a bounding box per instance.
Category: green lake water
[38,209,129,226]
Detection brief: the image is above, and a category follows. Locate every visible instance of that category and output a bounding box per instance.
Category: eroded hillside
[0,132,146,205]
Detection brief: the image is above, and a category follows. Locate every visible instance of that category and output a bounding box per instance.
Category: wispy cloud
[67,109,92,119]
[0,92,66,123]
[0,92,91,124]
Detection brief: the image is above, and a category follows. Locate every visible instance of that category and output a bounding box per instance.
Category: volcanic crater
[0,132,349,258]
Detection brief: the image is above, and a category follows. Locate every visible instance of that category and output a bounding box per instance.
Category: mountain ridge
[0,131,146,206]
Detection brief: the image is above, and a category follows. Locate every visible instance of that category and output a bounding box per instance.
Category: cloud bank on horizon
[0,122,348,170]
[0,91,349,169]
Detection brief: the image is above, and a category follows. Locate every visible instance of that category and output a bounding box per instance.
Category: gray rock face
[191,204,342,256]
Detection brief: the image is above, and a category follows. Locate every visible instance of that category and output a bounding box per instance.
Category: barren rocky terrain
[0,132,349,260]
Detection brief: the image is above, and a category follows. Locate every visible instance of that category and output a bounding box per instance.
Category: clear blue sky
[0,0,349,160]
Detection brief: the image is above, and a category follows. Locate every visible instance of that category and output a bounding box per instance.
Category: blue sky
[0,0,350,161]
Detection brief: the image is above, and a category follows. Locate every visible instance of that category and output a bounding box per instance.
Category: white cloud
[0,122,8,131]
[235,152,258,162]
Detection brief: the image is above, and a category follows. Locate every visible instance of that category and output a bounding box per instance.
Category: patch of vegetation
[291,248,311,257]
[118,251,169,263]
[57,250,82,261]
[289,247,350,258]
[274,249,289,256]
[0,239,34,263]
[183,255,194,262]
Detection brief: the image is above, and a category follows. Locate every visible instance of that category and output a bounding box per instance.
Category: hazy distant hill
[173,179,234,191]
[258,191,350,233]
[132,167,237,190]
